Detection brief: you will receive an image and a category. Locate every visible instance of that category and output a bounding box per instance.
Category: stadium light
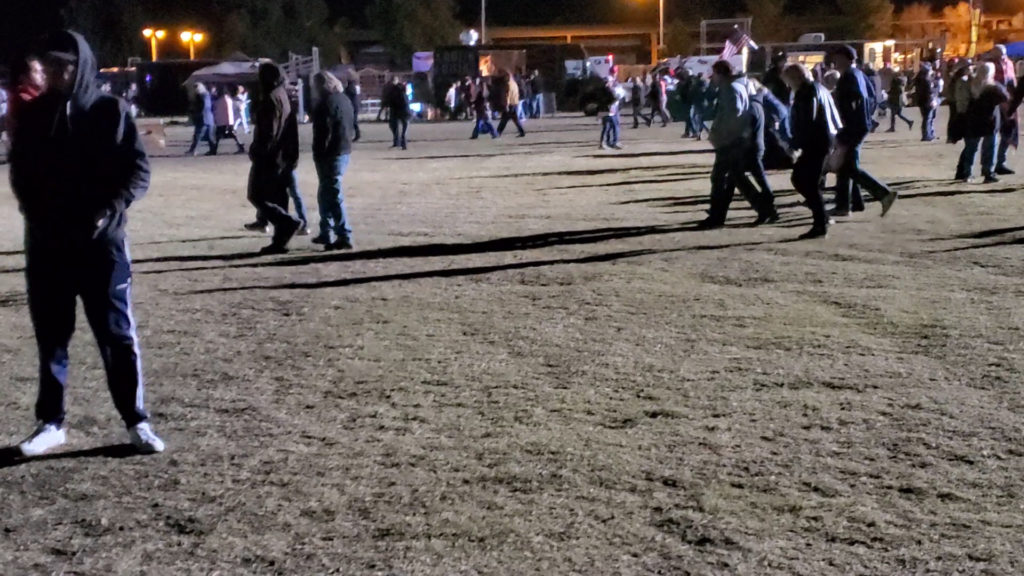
[142,28,167,61]
[180,30,205,60]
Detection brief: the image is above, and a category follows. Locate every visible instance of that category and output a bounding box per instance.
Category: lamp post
[142,28,166,61]
[180,30,205,61]
[481,0,486,45]
[658,0,664,57]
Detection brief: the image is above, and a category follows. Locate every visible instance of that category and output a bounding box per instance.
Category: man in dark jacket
[343,79,361,142]
[248,62,303,255]
[914,64,937,142]
[785,63,841,239]
[9,31,164,456]
[763,52,792,106]
[700,60,755,229]
[384,76,410,149]
[186,82,216,156]
[831,45,897,218]
[312,71,355,251]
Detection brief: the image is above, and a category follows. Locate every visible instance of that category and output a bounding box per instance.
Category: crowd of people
[6,27,1024,457]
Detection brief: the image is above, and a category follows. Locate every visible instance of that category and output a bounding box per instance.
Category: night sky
[329,0,967,28]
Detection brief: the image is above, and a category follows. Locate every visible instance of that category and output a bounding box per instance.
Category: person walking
[470,77,497,139]
[344,77,362,142]
[9,30,164,456]
[677,69,695,137]
[186,82,216,156]
[310,71,355,251]
[914,64,937,142]
[497,70,526,138]
[384,76,410,149]
[529,70,544,119]
[784,63,842,239]
[598,72,625,150]
[885,76,914,132]
[742,81,780,225]
[630,77,644,129]
[689,74,712,140]
[246,63,303,255]
[645,71,670,127]
[956,62,1009,183]
[699,60,755,229]
[989,45,1018,175]
[948,63,972,145]
[213,85,246,154]
[234,85,250,134]
[830,45,898,218]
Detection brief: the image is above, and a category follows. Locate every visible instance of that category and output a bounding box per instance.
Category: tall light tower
[180,30,205,61]
[481,0,487,45]
[142,28,166,61]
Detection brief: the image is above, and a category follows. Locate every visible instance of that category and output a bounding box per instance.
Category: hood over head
[258,62,285,93]
[45,30,101,113]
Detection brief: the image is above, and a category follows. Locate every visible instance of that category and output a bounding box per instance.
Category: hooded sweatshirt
[250,63,298,172]
[10,30,150,246]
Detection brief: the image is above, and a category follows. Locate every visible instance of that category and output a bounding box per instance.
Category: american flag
[720,27,758,60]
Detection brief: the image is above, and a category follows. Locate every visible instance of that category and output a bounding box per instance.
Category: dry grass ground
[0,112,1022,575]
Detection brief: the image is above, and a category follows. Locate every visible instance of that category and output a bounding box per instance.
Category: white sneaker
[129,422,165,454]
[18,423,67,457]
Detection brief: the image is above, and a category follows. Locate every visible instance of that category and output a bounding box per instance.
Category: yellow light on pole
[142,28,167,61]
[180,30,205,60]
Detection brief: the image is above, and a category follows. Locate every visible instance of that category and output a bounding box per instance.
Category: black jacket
[385,83,410,119]
[834,67,874,145]
[790,81,840,154]
[966,84,1010,139]
[313,91,354,159]
[10,30,150,245]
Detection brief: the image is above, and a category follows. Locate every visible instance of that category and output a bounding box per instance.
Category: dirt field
[0,112,1022,575]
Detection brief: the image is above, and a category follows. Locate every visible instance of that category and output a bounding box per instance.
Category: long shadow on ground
[0,444,141,470]
[580,149,714,159]
[455,163,703,180]
[139,222,710,274]
[188,240,785,294]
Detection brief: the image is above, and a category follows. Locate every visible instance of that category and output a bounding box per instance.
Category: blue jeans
[472,116,496,139]
[958,135,997,179]
[531,94,543,118]
[315,155,352,242]
[835,141,891,212]
[187,123,215,154]
[600,114,620,146]
[920,107,936,141]
[26,237,149,428]
[287,170,308,225]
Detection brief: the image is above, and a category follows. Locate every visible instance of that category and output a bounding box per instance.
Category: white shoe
[129,422,165,454]
[18,423,67,457]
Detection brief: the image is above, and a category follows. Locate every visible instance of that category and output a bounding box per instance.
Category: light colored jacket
[213,94,234,127]
[507,79,520,108]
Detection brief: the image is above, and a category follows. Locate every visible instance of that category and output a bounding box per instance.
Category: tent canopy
[184,61,260,85]
[1005,41,1024,59]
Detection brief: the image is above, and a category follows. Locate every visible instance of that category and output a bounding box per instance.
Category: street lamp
[180,30,205,60]
[142,28,166,61]
[481,0,486,45]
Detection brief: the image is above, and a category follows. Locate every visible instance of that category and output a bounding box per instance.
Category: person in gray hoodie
[8,30,164,456]
[700,60,754,229]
